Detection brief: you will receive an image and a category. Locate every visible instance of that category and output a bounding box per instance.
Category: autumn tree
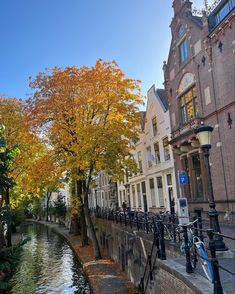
[27,59,143,259]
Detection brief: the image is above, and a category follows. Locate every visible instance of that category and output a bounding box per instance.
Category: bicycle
[179,219,214,282]
[158,211,181,242]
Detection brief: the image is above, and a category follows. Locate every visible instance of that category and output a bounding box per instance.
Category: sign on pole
[179,172,187,186]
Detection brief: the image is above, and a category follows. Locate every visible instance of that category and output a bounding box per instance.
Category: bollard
[159,221,166,260]
[182,225,193,273]
[207,230,223,294]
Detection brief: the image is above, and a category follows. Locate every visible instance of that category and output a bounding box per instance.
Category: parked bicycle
[179,219,214,282]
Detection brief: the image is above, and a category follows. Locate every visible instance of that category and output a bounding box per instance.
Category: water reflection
[10,223,90,294]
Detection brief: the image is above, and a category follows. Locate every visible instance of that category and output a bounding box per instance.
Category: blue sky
[0,0,209,100]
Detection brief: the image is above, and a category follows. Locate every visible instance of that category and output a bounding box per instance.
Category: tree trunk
[0,222,5,249]
[83,190,101,259]
[5,187,12,247]
[46,190,52,222]
[76,180,88,246]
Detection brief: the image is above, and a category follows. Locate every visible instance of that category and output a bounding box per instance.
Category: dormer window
[178,24,185,39]
[215,1,235,25]
[180,39,188,63]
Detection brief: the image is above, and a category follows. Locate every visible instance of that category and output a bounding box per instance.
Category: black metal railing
[90,207,235,294]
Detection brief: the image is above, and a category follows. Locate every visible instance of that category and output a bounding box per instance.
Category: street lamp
[195,123,227,251]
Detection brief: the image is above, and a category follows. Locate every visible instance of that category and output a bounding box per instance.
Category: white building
[118,85,177,213]
[88,171,118,209]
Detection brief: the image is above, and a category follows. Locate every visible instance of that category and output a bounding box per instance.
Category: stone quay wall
[92,218,213,294]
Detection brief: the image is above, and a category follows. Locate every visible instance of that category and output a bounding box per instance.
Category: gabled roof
[156,89,169,112]
[147,85,169,113]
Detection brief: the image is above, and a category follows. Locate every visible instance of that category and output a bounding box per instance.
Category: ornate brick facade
[164,0,235,221]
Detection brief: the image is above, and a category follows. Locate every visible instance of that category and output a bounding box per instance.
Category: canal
[10,223,90,294]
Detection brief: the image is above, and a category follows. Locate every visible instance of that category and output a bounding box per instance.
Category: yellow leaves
[27,59,144,184]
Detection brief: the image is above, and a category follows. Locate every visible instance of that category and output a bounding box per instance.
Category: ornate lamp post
[195,123,227,251]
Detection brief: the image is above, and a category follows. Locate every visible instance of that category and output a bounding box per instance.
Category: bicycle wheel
[196,246,214,282]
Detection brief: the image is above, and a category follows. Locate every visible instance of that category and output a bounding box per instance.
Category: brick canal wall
[92,218,213,294]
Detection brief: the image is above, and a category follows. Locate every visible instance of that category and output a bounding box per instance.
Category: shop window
[192,154,203,199]
[137,183,141,208]
[132,185,136,208]
[141,181,148,212]
[180,86,199,125]
[157,176,164,207]
[183,157,191,198]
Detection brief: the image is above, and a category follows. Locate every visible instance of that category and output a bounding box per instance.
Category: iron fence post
[196,210,204,242]
[207,229,223,294]
[136,213,140,231]
[124,211,127,226]
[159,220,166,260]
[154,229,161,259]
[145,213,149,234]
[183,225,193,273]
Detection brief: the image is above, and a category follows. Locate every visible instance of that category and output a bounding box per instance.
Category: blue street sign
[179,173,187,185]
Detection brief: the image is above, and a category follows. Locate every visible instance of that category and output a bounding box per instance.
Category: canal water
[10,223,90,294]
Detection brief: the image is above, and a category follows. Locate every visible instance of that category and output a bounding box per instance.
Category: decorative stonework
[178,73,195,94]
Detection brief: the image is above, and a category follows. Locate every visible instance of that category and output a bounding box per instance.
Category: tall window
[163,137,170,161]
[180,39,188,63]
[146,146,152,168]
[178,24,185,39]
[132,185,136,208]
[215,1,235,25]
[180,86,199,125]
[152,116,158,136]
[149,178,156,207]
[137,183,141,208]
[157,176,164,207]
[137,151,143,173]
[141,181,148,212]
[154,142,160,164]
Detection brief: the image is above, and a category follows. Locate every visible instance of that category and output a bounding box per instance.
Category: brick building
[164,0,235,221]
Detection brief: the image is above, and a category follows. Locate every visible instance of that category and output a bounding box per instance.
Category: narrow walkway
[28,220,135,294]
